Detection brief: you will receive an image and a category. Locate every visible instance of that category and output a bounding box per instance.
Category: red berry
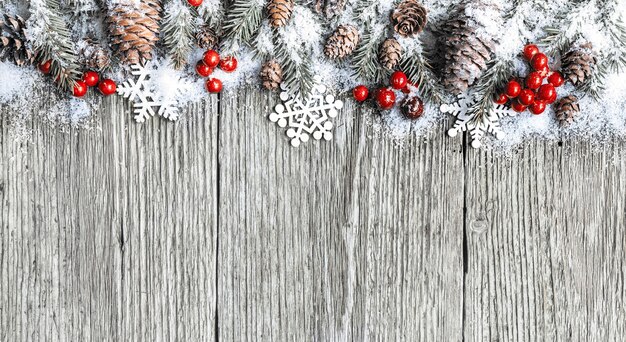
[547,91,557,104]
[505,80,522,98]
[538,65,551,77]
[98,79,117,96]
[196,61,213,77]
[523,44,540,60]
[203,50,220,68]
[219,56,238,72]
[83,71,99,87]
[206,78,223,93]
[536,83,556,102]
[531,53,549,70]
[376,88,396,110]
[352,85,369,102]
[548,72,565,87]
[73,80,88,97]
[525,71,543,90]
[494,93,508,105]
[518,89,535,106]
[529,101,546,115]
[390,71,408,90]
[187,0,203,6]
[511,100,527,113]
[38,60,52,74]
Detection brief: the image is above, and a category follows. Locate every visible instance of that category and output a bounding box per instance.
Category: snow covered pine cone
[267,0,295,27]
[392,0,428,38]
[195,24,219,49]
[324,24,359,59]
[260,60,283,90]
[0,14,34,67]
[107,0,161,65]
[438,0,500,94]
[315,0,347,18]
[78,38,111,71]
[379,38,403,70]
[555,95,580,126]
[561,42,597,87]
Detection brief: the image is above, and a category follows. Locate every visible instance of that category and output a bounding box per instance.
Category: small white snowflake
[442,92,518,148]
[269,77,344,147]
[117,63,191,123]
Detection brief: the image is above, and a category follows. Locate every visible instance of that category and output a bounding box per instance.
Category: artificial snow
[1,0,626,152]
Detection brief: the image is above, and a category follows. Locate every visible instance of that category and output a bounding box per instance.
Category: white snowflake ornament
[269,77,344,147]
[442,92,518,148]
[117,63,191,123]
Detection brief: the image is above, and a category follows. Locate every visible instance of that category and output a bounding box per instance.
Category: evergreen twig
[468,59,513,121]
[272,28,315,98]
[351,23,385,83]
[222,0,265,51]
[27,0,81,91]
[162,0,197,70]
[399,52,445,104]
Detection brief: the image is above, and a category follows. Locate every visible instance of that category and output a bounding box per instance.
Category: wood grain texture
[0,94,218,341]
[465,141,626,341]
[217,89,464,341]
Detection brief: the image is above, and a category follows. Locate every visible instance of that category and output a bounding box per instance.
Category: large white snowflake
[441,92,518,148]
[269,78,344,147]
[117,63,191,123]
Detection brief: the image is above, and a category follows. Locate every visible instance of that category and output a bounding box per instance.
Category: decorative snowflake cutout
[269,77,344,147]
[441,92,518,148]
[117,62,191,123]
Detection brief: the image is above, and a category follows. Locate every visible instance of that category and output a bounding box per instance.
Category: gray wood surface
[1,89,625,341]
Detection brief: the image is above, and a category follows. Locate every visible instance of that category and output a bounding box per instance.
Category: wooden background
[1,89,626,341]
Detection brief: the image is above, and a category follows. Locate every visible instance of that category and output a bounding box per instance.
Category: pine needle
[162,0,197,70]
[272,28,315,98]
[399,52,445,105]
[222,0,265,50]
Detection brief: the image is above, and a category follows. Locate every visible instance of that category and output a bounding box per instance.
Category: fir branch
[198,0,225,32]
[351,23,385,83]
[352,0,377,22]
[222,0,265,51]
[162,0,197,70]
[468,59,514,121]
[399,52,444,105]
[539,0,588,56]
[272,28,315,98]
[27,0,81,91]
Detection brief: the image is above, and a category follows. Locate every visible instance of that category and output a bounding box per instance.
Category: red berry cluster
[196,50,238,94]
[187,0,203,6]
[495,44,565,115]
[38,60,117,97]
[352,71,422,117]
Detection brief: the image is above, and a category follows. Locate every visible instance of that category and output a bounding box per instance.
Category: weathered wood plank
[464,140,626,341]
[217,89,465,340]
[0,95,219,341]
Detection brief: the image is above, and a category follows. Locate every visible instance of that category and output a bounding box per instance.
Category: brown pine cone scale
[260,60,283,90]
[555,95,580,126]
[0,14,34,67]
[324,25,359,59]
[267,0,294,28]
[107,0,161,65]
[379,38,403,70]
[78,38,111,70]
[195,24,219,49]
[392,0,428,37]
[562,42,596,87]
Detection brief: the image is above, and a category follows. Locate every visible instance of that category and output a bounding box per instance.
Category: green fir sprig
[222,0,265,51]
[27,0,81,91]
[272,28,315,98]
[351,23,385,83]
[162,0,197,70]
[468,59,514,121]
[399,52,444,104]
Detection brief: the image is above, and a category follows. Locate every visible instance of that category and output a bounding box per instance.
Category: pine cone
[107,0,161,65]
[392,0,428,37]
[402,95,425,119]
[195,24,218,49]
[315,0,347,18]
[267,0,294,27]
[379,38,403,70]
[439,1,500,94]
[260,60,283,90]
[555,95,580,126]
[78,38,111,71]
[0,14,34,67]
[562,42,596,87]
[324,25,359,59]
